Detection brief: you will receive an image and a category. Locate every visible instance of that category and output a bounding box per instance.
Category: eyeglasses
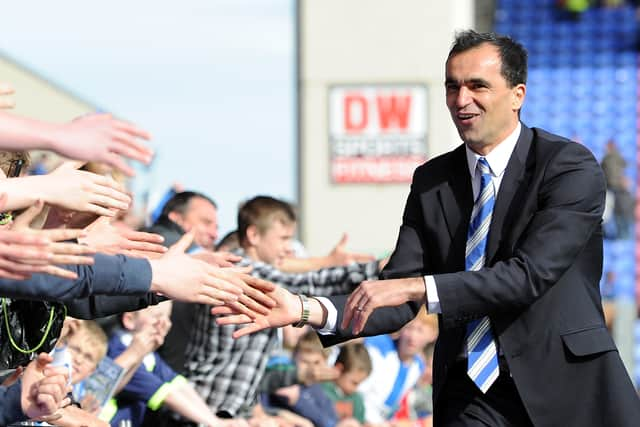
[67,343,98,366]
[7,159,24,179]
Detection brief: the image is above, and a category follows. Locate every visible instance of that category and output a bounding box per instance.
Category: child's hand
[273,385,301,406]
[154,315,172,342]
[50,405,110,427]
[21,353,72,421]
[130,323,164,356]
[298,364,339,385]
[80,392,101,415]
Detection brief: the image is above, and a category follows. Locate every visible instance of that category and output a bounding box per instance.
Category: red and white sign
[329,84,428,183]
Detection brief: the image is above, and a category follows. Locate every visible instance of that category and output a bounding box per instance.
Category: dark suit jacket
[321,125,640,426]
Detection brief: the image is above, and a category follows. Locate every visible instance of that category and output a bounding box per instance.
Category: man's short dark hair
[448,30,528,88]
[159,191,217,219]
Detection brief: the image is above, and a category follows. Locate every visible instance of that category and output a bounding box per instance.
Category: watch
[292,294,310,328]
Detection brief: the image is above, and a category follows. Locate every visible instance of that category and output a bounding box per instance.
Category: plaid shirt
[183,250,379,417]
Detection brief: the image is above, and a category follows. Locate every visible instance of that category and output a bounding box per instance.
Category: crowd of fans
[0,82,439,427]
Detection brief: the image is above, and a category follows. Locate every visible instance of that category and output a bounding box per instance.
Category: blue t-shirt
[105,331,186,427]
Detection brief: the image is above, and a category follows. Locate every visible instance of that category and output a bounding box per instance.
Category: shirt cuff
[424,275,441,314]
[313,296,337,335]
[0,380,26,425]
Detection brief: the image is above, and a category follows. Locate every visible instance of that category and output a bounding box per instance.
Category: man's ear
[512,83,526,111]
[246,224,261,247]
[121,313,136,331]
[167,211,183,227]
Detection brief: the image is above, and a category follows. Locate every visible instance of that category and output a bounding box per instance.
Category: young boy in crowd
[51,317,160,426]
[48,318,111,427]
[358,309,438,424]
[58,319,109,389]
[258,331,336,427]
[106,301,243,427]
[319,343,371,424]
[260,330,337,395]
[260,333,369,427]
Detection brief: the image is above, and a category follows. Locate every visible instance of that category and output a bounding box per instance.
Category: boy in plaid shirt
[183,196,382,419]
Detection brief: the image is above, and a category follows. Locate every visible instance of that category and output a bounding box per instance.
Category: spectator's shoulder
[106,331,128,358]
[413,354,426,372]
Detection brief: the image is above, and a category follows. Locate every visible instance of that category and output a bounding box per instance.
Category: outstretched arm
[0,111,152,176]
[213,285,327,339]
[277,233,374,273]
[113,322,164,394]
[0,164,131,216]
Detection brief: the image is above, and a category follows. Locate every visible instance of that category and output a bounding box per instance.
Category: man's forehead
[187,197,217,213]
[446,45,501,70]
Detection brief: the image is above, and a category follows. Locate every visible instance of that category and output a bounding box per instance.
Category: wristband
[292,294,310,328]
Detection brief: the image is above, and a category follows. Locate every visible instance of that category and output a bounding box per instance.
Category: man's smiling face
[445,43,525,155]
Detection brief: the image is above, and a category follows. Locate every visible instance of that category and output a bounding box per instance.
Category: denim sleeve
[0,380,26,425]
[0,254,152,302]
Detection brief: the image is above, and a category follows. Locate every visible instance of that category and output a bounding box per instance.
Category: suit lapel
[486,125,534,263]
[438,145,473,265]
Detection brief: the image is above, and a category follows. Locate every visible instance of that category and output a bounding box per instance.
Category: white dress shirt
[425,122,521,313]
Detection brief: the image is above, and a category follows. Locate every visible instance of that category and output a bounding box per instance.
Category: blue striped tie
[465,157,499,393]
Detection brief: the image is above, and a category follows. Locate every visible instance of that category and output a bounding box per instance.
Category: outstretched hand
[212,284,301,339]
[81,216,167,259]
[0,197,96,279]
[149,233,277,316]
[53,113,153,177]
[192,250,242,267]
[341,277,426,335]
[21,353,72,422]
[42,162,131,217]
[328,233,375,265]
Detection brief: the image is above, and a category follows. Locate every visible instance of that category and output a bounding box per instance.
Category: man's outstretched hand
[212,285,303,339]
[341,277,426,335]
[149,233,277,317]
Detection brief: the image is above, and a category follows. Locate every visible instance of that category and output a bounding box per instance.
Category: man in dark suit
[215,30,640,426]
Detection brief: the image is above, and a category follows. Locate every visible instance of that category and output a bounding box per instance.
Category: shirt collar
[465,122,521,177]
